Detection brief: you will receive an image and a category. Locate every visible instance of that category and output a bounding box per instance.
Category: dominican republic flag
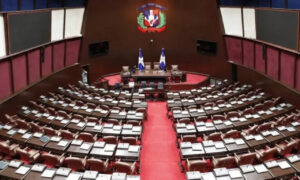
[159,48,166,70]
[138,48,145,70]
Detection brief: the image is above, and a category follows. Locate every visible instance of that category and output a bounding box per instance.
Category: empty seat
[178,118,190,124]
[136,108,147,120]
[277,139,299,156]
[78,132,97,143]
[222,130,240,139]
[226,111,240,119]
[0,141,19,159]
[186,159,213,172]
[122,137,138,145]
[235,152,257,166]
[114,161,137,174]
[195,116,208,122]
[16,119,31,130]
[107,119,121,125]
[204,132,222,141]
[212,115,226,121]
[60,130,77,140]
[126,121,141,126]
[256,122,273,133]
[103,136,118,144]
[73,114,84,121]
[16,147,40,164]
[64,157,86,171]
[42,152,65,168]
[85,117,101,123]
[213,156,236,169]
[181,135,198,143]
[256,147,279,162]
[243,125,258,135]
[29,122,43,133]
[43,127,59,136]
[86,158,110,172]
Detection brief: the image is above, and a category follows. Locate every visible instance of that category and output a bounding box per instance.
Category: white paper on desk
[240,164,255,173]
[18,129,26,134]
[292,121,300,126]
[254,135,264,141]
[87,122,96,127]
[9,160,22,168]
[33,132,43,138]
[58,140,69,147]
[3,125,12,130]
[212,107,220,110]
[226,104,232,108]
[50,136,62,142]
[80,143,91,150]
[94,141,105,148]
[203,140,214,147]
[252,114,260,119]
[56,167,71,176]
[215,142,225,149]
[22,133,32,139]
[47,116,55,120]
[16,166,30,175]
[262,131,270,136]
[270,131,279,136]
[218,104,225,108]
[204,107,212,110]
[206,122,214,127]
[229,169,242,178]
[72,139,83,145]
[182,111,189,115]
[94,125,102,130]
[61,120,69,124]
[31,164,46,172]
[186,125,195,130]
[201,172,216,180]
[133,126,141,132]
[56,116,64,120]
[266,160,278,168]
[83,170,98,179]
[197,109,204,113]
[254,164,268,173]
[214,120,223,125]
[278,161,291,169]
[128,145,140,152]
[192,143,203,151]
[287,127,296,132]
[123,124,133,129]
[245,114,252,119]
[288,155,300,163]
[77,122,85,127]
[214,168,229,176]
[104,123,113,128]
[86,108,93,112]
[235,139,245,145]
[180,142,192,149]
[224,138,235,144]
[224,121,232,126]
[230,117,238,122]
[66,172,82,180]
[104,144,115,152]
[113,126,122,130]
[277,126,286,131]
[41,169,56,178]
[118,143,130,149]
[71,119,80,123]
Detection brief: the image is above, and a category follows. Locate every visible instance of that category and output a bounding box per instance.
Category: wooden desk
[180,142,205,159]
[66,142,93,158]
[115,144,140,161]
[266,159,295,179]
[45,139,71,155]
[131,70,171,82]
[224,138,249,153]
[176,123,197,136]
[286,154,300,173]
[243,134,268,149]
[89,143,116,160]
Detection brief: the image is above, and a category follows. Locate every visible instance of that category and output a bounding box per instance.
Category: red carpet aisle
[140,102,185,180]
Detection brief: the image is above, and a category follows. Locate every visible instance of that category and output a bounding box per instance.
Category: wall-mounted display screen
[8,11,51,54]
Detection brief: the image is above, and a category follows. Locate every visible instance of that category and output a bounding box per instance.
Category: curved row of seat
[164,81,300,179]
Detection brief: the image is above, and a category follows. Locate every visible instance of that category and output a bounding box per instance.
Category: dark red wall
[80,0,230,82]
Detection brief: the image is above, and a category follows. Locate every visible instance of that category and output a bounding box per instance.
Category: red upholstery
[114,161,137,174]
[103,136,118,144]
[235,152,257,166]
[78,132,96,143]
[64,157,86,171]
[42,153,64,168]
[122,137,138,145]
[213,156,236,169]
[187,159,213,172]
[86,158,109,172]
[16,148,40,164]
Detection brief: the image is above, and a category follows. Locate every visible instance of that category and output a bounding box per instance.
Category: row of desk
[18,107,142,137]
[0,124,141,161]
[0,160,140,180]
[167,84,252,101]
[168,93,269,117]
[186,154,300,180]
[57,87,147,104]
[36,97,145,121]
[175,103,294,136]
[180,122,300,159]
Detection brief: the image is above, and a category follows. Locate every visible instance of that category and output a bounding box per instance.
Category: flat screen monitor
[89,41,109,56]
[197,40,217,55]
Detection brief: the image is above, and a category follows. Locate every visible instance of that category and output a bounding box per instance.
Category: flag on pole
[138,48,145,70]
[159,48,166,70]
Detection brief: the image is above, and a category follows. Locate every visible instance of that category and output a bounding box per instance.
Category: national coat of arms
[137,3,166,33]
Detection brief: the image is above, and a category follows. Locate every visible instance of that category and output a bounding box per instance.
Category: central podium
[131,70,171,82]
